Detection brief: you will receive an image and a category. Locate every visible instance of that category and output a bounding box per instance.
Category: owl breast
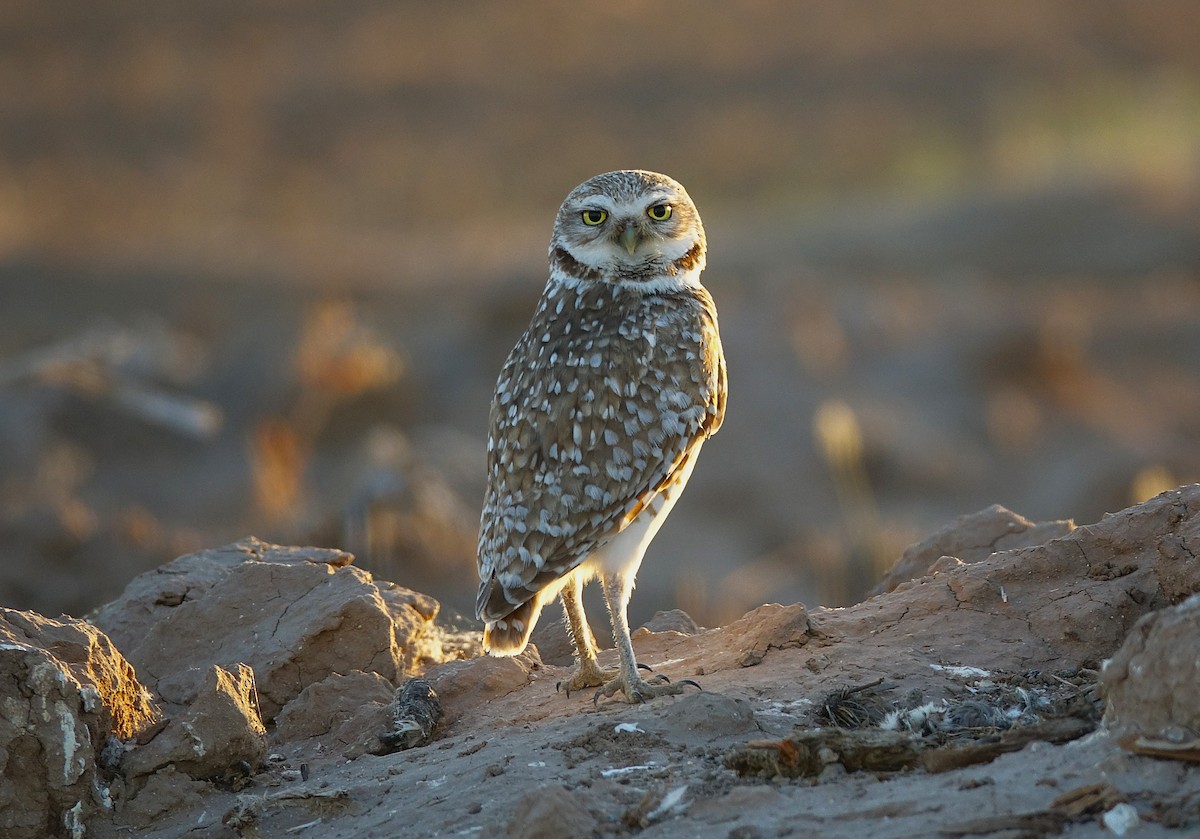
[477,277,725,619]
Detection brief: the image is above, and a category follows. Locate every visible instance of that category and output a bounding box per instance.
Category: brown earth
[3,485,1198,838]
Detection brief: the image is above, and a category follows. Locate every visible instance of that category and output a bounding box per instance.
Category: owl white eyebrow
[578,196,617,212]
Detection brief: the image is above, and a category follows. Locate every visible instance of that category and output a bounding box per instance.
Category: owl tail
[482,599,541,656]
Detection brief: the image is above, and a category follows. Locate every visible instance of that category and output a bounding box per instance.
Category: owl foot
[556,659,616,696]
[558,662,660,696]
[593,673,702,705]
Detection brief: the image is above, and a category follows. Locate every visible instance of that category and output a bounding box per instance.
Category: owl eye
[581,209,608,226]
[647,203,673,221]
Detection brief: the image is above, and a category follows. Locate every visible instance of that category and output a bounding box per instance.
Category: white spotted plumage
[475,170,726,703]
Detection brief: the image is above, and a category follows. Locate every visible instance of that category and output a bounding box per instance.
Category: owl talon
[560,661,617,700]
[680,679,702,691]
[593,673,687,705]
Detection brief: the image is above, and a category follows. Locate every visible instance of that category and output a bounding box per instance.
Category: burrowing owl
[476,170,726,703]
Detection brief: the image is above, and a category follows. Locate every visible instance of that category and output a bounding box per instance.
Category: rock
[115,765,210,831]
[0,609,158,839]
[726,602,812,668]
[827,485,1200,675]
[504,784,598,839]
[425,648,541,725]
[1101,594,1200,738]
[875,504,1075,594]
[90,540,342,644]
[91,538,442,720]
[1151,492,1200,602]
[274,670,395,758]
[528,612,577,666]
[0,609,160,741]
[122,663,266,780]
[638,608,702,635]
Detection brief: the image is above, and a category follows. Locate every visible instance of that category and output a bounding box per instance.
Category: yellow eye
[647,203,672,221]
[581,209,607,226]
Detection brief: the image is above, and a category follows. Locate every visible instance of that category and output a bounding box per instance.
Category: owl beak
[619,223,641,255]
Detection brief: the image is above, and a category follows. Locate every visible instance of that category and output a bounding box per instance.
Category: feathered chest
[479,277,724,586]
[489,282,723,482]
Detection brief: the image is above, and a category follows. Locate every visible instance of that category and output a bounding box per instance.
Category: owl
[476,170,726,703]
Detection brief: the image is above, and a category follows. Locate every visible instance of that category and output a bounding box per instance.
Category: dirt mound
[873,503,1076,594]
[119,663,266,783]
[90,538,443,720]
[0,610,158,839]
[1102,592,1200,739]
[2,487,1198,837]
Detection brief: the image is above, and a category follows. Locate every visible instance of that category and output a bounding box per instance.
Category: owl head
[550,170,706,291]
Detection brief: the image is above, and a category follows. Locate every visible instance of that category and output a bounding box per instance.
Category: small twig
[0,323,223,439]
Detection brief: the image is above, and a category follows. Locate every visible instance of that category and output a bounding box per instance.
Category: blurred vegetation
[0,1,1197,627]
[3,1,1198,279]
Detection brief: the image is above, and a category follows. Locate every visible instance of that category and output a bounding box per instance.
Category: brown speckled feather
[476,278,725,621]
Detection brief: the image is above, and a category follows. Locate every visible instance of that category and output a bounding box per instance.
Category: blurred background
[2,1,1198,631]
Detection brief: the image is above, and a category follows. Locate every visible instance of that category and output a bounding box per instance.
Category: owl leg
[595,572,688,704]
[557,575,615,694]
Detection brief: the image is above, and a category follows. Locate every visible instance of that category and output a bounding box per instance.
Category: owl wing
[476,286,724,621]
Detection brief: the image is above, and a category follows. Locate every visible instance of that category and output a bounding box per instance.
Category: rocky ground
[3,484,1198,838]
